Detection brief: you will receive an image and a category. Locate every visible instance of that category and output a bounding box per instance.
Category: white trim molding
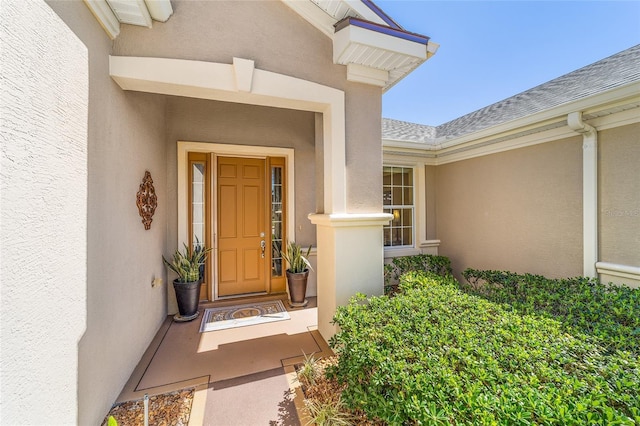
[83,0,173,39]
[596,262,640,289]
[419,239,441,255]
[109,55,347,214]
[382,82,640,166]
[83,0,120,39]
[109,55,369,341]
[382,158,429,257]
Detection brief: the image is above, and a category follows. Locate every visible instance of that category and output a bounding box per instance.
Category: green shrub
[384,254,452,294]
[329,272,640,425]
[461,269,640,354]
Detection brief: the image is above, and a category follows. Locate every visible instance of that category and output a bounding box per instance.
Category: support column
[568,111,598,278]
[308,213,392,340]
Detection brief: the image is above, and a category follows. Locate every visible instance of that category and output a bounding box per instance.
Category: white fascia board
[434,126,576,165]
[280,0,336,38]
[383,139,438,151]
[333,24,427,63]
[144,0,173,22]
[426,41,440,58]
[436,81,640,150]
[426,105,639,165]
[382,83,640,165]
[83,0,120,39]
[589,106,640,130]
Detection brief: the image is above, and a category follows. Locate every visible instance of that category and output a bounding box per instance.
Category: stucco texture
[113,0,383,214]
[436,137,584,279]
[599,123,640,267]
[1,1,87,423]
[47,2,169,424]
[35,1,385,423]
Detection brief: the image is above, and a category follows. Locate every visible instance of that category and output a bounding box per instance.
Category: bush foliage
[329,272,640,425]
[384,254,452,294]
[461,269,640,354]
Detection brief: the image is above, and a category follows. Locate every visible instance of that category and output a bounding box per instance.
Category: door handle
[260,240,266,258]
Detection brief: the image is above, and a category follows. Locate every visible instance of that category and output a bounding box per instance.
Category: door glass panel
[192,163,205,246]
[271,166,284,277]
[192,162,206,277]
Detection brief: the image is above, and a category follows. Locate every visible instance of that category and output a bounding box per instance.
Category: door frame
[177,141,296,301]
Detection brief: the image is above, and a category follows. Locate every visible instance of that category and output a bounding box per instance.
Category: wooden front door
[217,157,268,296]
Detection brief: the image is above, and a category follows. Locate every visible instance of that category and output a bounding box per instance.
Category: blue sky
[378,1,640,126]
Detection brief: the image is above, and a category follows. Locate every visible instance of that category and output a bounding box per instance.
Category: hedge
[384,254,452,294]
[329,272,640,425]
[461,269,640,355]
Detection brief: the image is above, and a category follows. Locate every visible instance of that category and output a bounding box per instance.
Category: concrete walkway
[117,295,331,425]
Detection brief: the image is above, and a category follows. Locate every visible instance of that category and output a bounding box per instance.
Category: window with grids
[383,166,414,247]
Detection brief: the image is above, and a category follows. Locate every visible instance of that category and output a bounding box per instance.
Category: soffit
[282,0,437,91]
[84,0,173,39]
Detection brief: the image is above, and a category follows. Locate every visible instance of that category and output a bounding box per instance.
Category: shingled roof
[383,44,640,143]
[382,118,437,144]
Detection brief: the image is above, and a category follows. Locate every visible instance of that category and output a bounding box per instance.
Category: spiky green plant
[163,237,212,283]
[281,241,312,274]
[304,398,353,426]
[297,352,319,388]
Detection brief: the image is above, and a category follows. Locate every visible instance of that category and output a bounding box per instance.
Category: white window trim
[383,162,425,257]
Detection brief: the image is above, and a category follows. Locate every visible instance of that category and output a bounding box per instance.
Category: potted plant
[281,241,312,307]
[163,238,212,321]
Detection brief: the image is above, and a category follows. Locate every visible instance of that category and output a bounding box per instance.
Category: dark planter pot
[286,269,309,308]
[173,279,202,321]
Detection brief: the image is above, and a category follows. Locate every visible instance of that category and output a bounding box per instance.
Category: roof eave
[436,81,640,149]
[382,82,640,164]
[333,17,436,90]
[282,0,436,90]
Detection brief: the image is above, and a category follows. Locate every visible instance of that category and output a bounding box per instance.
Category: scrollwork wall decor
[136,171,157,230]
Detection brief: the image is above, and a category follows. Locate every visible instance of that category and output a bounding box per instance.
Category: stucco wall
[113,0,383,214]
[435,137,583,279]
[1,1,87,423]
[599,123,640,267]
[46,2,169,424]
[425,165,437,240]
[8,0,384,422]
[345,83,383,212]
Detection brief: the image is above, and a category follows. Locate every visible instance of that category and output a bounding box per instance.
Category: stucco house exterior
[2,0,437,423]
[1,1,638,425]
[382,45,640,287]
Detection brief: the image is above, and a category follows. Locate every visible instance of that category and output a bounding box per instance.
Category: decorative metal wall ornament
[136,171,157,230]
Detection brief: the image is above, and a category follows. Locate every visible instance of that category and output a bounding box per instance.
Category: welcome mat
[199,300,291,332]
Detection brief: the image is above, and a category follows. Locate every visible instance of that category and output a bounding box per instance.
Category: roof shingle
[383,44,640,143]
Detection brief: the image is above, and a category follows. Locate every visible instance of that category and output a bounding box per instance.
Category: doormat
[199,300,291,332]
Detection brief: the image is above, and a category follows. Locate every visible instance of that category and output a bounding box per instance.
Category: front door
[217,157,268,296]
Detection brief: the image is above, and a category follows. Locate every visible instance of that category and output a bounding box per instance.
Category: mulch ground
[102,388,194,426]
[300,356,384,425]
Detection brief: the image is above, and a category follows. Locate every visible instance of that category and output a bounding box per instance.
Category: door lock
[260,240,266,258]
